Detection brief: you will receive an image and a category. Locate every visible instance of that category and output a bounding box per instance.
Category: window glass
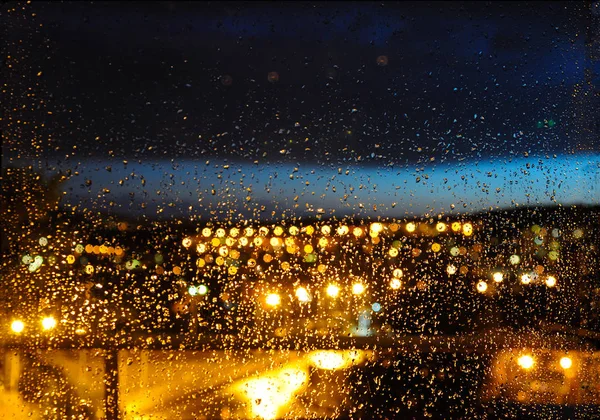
[1,2,599,419]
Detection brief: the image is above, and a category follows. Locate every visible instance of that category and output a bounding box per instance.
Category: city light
[295,287,311,302]
[11,320,25,334]
[352,283,366,295]
[266,293,281,307]
[517,354,535,370]
[390,278,402,290]
[406,222,416,233]
[370,222,383,234]
[560,356,572,369]
[326,284,340,298]
[436,222,447,232]
[462,223,473,236]
[476,281,488,293]
[546,275,557,288]
[493,272,504,283]
[520,273,532,285]
[41,316,57,331]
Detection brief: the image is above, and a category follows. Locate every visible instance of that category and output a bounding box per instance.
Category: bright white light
[41,317,57,331]
[518,355,534,370]
[520,273,532,285]
[295,287,311,303]
[188,285,198,296]
[198,284,208,295]
[476,281,488,293]
[326,284,340,298]
[493,272,504,283]
[390,278,402,290]
[352,283,365,295]
[545,276,557,288]
[11,320,24,334]
[266,293,281,307]
[560,356,572,369]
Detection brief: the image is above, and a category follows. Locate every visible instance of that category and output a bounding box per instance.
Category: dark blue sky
[2,1,599,220]
[5,1,598,165]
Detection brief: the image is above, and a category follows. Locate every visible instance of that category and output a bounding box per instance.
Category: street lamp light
[41,316,57,331]
[11,320,25,334]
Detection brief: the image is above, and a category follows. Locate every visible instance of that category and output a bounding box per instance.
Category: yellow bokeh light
[462,223,473,236]
[309,350,367,370]
[270,237,283,248]
[560,356,572,369]
[11,320,25,334]
[211,238,221,247]
[41,316,57,331]
[518,354,535,370]
[352,227,363,237]
[392,268,403,278]
[352,283,365,295]
[476,281,488,293]
[266,293,281,307]
[273,226,284,236]
[521,273,532,285]
[229,227,240,237]
[235,367,308,420]
[406,222,416,233]
[431,243,441,252]
[202,228,212,237]
[447,264,457,275]
[182,237,192,248]
[326,284,340,298]
[318,237,329,248]
[390,278,402,290]
[546,275,557,287]
[388,247,399,257]
[493,272,504,283]
[216,228,226,238]
[436,222,447,232]
[218,245,229,257]
[295,287,311,302]
[336,225,349,236]
[370,222,383,233]
[321,225,331,235]
[451,222,461,232]
[303,244,314,254]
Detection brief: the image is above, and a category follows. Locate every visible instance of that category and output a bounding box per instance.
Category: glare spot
[493,272,504,283]
[390,278,402,290]
[352,283,366,295]
[295,287,311,302]
[520,273,532,285]
[11,320,25,334]
[560,356,572,369]
[41,316,57,331]
[266,293,281,307]
[545,275,557,288]
[476,281,488,293]
[518,354,535,370]
[326,284,340,298]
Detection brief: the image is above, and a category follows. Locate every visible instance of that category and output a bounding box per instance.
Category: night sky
[2,1,599,220]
